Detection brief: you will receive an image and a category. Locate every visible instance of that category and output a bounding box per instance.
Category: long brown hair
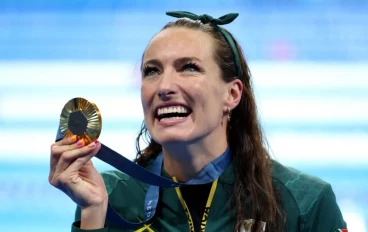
[135,18,284,232]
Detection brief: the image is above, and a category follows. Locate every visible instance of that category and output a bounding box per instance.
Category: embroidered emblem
[239,219,266,232]
[335,229,348,232]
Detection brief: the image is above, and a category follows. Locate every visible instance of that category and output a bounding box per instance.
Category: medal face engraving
[68,110,88,135]
[59,97,102,144]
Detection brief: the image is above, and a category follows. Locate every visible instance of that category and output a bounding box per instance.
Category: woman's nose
[157,73,177,100]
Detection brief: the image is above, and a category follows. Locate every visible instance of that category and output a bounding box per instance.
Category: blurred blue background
[0,0,367,231]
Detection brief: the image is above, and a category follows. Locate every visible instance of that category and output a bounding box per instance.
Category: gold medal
[59,97,102,144]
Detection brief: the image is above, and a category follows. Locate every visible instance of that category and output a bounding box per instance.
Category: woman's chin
[155,135,191,145]
[152,131,195,147]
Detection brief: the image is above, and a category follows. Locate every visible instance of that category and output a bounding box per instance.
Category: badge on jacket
[239,219,266,232]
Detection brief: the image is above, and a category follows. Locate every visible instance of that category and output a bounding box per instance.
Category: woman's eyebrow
[142,59,163,69]
[173,57,202,66]
[142,56,202,70]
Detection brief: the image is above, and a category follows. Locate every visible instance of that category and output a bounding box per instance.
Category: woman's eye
[182,63,200,72]
[143,67,159,77]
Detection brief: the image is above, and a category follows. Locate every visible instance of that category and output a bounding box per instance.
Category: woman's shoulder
[271,160,333,211]
[271,160,330,190]
[271,160,346,230]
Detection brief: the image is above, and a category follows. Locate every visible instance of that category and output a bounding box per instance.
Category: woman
[49,11,347,232]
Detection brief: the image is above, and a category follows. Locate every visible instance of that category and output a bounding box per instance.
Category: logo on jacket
[239,219,266,232]
[335,229,348,232]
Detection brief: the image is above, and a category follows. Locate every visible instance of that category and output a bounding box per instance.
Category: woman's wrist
[80,201,108,229]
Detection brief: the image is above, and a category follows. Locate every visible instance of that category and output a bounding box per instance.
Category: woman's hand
[49,135,108,229]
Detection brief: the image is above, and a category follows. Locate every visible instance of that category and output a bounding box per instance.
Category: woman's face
[141,27,233,146]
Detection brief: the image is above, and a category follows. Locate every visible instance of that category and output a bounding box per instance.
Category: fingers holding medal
[49,98,107,210]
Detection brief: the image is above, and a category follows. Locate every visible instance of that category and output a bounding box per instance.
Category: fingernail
[76,140,84,147]
[87,142,96,148]
[70,135,77,142]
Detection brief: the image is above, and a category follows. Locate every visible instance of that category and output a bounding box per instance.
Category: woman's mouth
[155,105,192,122]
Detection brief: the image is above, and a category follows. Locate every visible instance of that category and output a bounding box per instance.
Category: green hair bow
[166,11,242,77]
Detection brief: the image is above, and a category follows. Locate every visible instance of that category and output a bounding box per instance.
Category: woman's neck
[162,138,228,182]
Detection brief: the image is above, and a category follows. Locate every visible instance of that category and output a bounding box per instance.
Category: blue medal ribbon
[55,128,231,229]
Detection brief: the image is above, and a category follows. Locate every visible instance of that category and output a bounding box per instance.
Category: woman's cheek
[141,85,154,110]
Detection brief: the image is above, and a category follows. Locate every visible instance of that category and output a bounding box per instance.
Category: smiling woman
[140,25,239,154]
[49,11,347,232]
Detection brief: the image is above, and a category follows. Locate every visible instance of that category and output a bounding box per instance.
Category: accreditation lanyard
[173,177,218,232]
[55,128,231,229]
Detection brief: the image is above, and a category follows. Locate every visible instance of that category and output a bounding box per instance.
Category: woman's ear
[225,79,243,110]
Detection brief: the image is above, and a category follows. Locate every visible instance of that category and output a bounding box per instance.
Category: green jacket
[71,160,346,232]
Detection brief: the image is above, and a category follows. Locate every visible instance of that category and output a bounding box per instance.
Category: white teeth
[157,106,188,116]
[160,116,186,121]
